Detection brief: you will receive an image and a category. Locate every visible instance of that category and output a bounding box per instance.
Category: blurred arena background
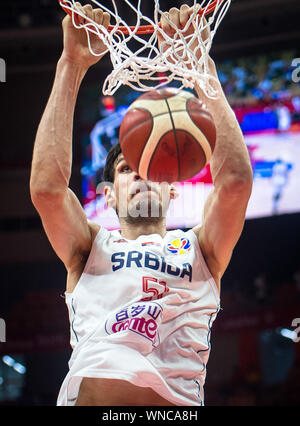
[0,0,300,406]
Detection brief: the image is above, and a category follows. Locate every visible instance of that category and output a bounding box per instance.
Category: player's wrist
[58,52,90,74]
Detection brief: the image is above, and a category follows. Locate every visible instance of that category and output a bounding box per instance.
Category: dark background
[0,0,300,406]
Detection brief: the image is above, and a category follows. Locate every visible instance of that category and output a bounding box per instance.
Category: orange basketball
[119,88,216,183]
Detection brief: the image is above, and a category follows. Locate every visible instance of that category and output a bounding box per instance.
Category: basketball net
[59,0,232,98]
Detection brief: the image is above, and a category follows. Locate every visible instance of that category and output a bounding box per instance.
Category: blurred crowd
[218,52,300,108]
[206,359,300,406]
[205,264,300,406]
[221,265,300,313]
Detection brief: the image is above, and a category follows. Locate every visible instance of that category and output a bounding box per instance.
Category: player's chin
[127,199,165,222]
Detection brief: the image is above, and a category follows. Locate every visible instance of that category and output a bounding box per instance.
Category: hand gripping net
[60,0,232,98]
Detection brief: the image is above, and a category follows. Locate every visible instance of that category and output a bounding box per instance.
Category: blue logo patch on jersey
[167,238,191,255]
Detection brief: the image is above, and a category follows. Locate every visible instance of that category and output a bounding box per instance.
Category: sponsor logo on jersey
[167,238,191,255]
[105,301,162,347]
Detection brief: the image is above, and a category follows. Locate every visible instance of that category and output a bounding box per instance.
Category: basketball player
[30,3,253,406]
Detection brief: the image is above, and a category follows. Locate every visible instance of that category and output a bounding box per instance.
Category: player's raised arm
[30,5,110,270]
[160,4,253,287]
[194,61,253,285]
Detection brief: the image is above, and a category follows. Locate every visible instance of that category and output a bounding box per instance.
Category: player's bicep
[194,182,251,279]
[32,188,94,269]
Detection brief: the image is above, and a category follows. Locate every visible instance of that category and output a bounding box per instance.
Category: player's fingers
[187,4,210,41]
[102,12,111,29]
[93,8,104,26]
[200,16,210,40]
[82,4,93,21]
[168,7,180,29]
[160,12,171,35]
[179,4,190,28]
[74,2,85,25]
[187,3,201,17]
[74,2,83,12]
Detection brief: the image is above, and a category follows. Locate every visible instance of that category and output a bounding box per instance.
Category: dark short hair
[103,142,122,183]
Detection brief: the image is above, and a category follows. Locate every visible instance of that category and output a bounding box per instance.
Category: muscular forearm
[195,59,253,189]
[30,56,87,195]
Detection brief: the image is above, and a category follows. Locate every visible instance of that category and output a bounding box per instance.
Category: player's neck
[119,219,167,240]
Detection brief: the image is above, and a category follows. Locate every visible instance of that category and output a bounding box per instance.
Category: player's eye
[120,165,131,173]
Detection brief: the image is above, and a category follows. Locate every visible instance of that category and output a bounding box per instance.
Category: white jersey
[57,227,220,406]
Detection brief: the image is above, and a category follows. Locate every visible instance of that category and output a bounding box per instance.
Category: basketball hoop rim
[58,0,226,35]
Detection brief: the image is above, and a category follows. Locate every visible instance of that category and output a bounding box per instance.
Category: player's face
[112,154,172,221]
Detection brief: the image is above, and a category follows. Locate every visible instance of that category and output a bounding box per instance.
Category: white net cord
[60,0,232,98]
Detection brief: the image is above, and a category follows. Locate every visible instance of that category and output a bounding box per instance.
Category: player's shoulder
[191,224,201,239]
[87,220,101,243]
[166,227,196,238]
[166,228,197,248]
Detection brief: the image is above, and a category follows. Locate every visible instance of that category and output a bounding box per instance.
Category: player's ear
[104,185,116,209]
[170,184,179,200]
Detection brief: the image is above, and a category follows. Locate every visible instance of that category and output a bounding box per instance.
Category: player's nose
[132,171,141,181]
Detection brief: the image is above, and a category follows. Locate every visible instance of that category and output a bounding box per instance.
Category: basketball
[119,88,216,183]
